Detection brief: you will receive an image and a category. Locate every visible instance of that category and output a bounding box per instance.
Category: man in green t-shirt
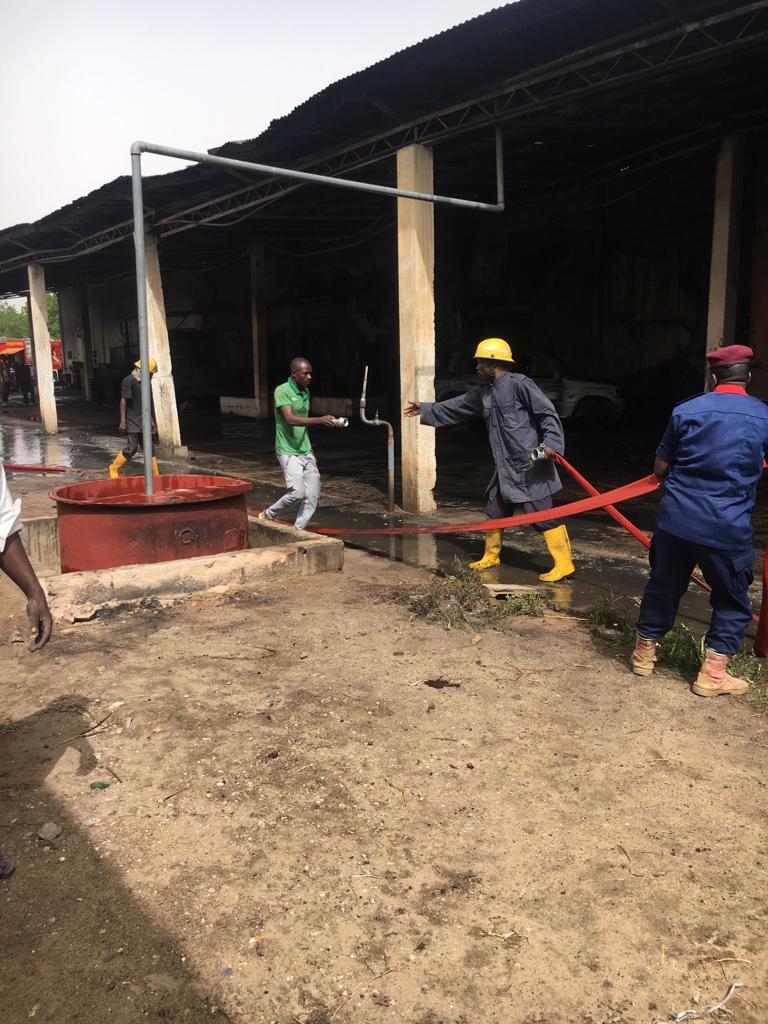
[259,357,339,529]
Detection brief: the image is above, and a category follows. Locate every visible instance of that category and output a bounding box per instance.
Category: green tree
[0,301,28,338]
[0,293,61,339]
[47,293,61,338]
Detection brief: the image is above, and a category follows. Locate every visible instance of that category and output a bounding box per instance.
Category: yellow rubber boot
[108,452,127,479]
[539,524,575,582]
[469,529,503,570]
[151,457,160,477]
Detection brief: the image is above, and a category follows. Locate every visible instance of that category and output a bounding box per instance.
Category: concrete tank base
[50,474,252,573]
[43,516,344,622]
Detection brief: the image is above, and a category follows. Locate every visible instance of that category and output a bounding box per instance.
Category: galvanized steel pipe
[131,140,505,214]
[130,151,155,495]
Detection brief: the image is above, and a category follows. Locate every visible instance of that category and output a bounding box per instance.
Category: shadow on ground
[0,696,236,1023]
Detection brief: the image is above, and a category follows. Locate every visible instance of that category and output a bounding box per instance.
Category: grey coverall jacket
[419,371,565,504]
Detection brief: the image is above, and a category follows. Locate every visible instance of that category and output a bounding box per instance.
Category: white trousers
[265,452,321,530]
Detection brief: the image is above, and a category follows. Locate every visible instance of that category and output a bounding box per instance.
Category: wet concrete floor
[1,396,764,643]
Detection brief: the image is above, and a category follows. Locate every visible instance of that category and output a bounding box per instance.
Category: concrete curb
[39,516,344,621]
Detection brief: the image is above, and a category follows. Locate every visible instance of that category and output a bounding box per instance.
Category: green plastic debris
[90,782,110,791]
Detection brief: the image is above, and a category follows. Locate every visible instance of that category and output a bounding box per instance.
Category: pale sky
[0,0,505,231]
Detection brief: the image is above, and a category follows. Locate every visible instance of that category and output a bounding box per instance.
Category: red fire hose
[314,472,660,536]
[316,452,766,641]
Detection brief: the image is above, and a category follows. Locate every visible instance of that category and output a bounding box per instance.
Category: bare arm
[279,406,338,427]
[0,533,52,651]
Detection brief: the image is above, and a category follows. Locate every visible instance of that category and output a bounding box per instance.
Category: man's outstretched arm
[405,387,485,427]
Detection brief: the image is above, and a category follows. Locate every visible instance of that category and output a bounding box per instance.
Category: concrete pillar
[706,134,744,353]
[397,144,436,514]
[27,263,58,435]
[250,245,269,417]
[144,233,183,451]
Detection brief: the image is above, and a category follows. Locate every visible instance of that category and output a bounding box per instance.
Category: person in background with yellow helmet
[404,337,575,581]
[108,357,160,478]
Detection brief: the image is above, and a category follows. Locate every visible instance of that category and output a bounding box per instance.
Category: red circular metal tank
[51,474,252,573]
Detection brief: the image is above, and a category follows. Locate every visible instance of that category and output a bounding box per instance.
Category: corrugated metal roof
[213,3,515,152]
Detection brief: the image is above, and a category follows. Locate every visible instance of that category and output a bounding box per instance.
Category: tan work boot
[692,648,749,697]
[630,634,657,676]
[151,456,160,477]
[469,529,503,570]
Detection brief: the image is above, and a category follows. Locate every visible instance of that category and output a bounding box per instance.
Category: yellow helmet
[474,337,515,363]
[135,357,158,373]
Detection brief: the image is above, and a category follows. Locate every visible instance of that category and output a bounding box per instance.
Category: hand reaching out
[26,590,52,651]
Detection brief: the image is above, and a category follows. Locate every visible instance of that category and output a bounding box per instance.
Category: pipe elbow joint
[130,141,148,156]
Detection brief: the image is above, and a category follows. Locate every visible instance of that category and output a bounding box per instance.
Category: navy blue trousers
[636,528,754,655]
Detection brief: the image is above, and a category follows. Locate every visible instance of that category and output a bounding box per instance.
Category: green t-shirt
[274,377,312,455]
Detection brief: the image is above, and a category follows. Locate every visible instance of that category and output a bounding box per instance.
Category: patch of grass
[392,560,549,629]
[589,596,768,696]
[662,621,703,676]
[503,591,550,617]
[729,650,768,691]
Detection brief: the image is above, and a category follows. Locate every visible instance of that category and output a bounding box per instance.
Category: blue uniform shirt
[655,385,768,549]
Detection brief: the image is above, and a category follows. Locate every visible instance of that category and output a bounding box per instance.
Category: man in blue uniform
[404,337,575,581]
[631,344,768,696]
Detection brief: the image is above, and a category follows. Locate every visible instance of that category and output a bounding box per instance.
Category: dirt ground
[1,548,767,1024]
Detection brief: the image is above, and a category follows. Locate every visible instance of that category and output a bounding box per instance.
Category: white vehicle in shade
[435,348,624,424]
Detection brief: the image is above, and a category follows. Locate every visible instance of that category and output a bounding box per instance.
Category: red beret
[705,344,753,367]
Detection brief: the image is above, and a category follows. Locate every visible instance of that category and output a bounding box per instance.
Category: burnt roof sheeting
[1,0,766,295]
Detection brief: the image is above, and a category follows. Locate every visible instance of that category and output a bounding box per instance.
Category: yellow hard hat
[135,357,158,373]
[474,337,515,363]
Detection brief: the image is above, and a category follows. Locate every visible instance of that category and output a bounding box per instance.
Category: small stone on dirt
[37,823,63,842]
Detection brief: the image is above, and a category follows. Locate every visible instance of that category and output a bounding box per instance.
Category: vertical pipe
[131,151,154,495]
[360,365,395,515]
[386,425,395,514]
[360,365,369,420]
[495,127,505,209]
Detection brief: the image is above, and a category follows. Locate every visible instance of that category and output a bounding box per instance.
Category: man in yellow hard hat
[108,357,160,478]
[404,338,575,580]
